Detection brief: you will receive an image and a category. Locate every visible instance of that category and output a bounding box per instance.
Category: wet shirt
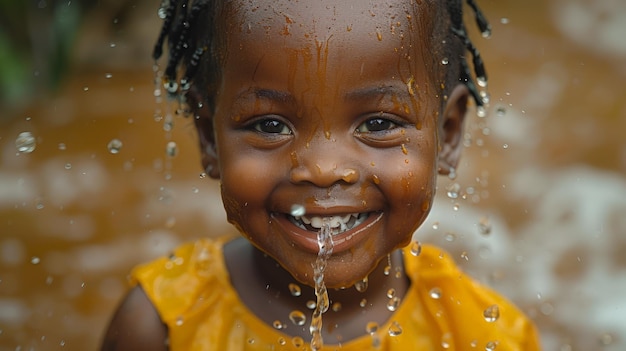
[132,237,540,350]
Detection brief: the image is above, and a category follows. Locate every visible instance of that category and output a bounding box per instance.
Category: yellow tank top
[132,237,540,350]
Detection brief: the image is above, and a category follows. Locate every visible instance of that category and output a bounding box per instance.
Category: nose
[289,145,360,187]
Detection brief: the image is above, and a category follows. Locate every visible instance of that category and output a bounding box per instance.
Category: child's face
[200,0,467,288]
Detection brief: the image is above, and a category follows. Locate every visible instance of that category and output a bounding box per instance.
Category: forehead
[223,0,436,48]
[217,1,440,92]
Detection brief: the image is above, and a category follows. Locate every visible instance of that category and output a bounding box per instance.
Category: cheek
[219,153,269,220]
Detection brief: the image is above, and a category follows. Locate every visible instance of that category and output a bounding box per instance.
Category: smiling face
[197,0,468,288]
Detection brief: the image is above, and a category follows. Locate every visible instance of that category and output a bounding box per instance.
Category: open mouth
[288,213,370,235]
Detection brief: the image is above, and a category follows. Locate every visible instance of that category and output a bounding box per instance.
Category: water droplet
[272,319,285,330]
[410,241,422,256]
[359,298,367,307]
[58,143,66,150]
[446,182,461,199]
[292,336,304,347]
[175,316,184,326]
[247,338,255,344]
[599,333,614,345]
[429,287,442,299]
[441,57,449,65]
[287,283,301,297]
[502,143,509,149]
[432,222,439,230]
[444,232,456,242]
[452,203,460,211]
[388,321,403,336]
[164,80,178,94]
[386,288,396,298]
[478,217,492,235]
[288,310,306,326]
[15,132,36,153]
[355,276,368,292]
[306,300,316,309]
[383,265,391,276]
[290,204,305,217]
[483,304,500,322]
[386,296,401,311]
[448,167,457,180]
[480,90,490,104]
[365,321,379,334]
[105,73,113,79]
[540,302,554,315]
[476,105,487,118]
[331,302,342,312]
[31,256,40,265]
[166,141,178,157]
[485,340,498,350]
[157,6,167,19]
[500,18,509,25]
[163,119,174,133]
[477,76,487,88]
[495,106,506,117]
[107,139,123,154]
[165,216,176,228]
[441,332,452,348]
[278,337,286,345]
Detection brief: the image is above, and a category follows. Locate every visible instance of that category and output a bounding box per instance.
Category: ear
[438,84,469,176]
[189,90,220,179]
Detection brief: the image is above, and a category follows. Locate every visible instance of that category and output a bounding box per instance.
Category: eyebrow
[237,85,410,104]
[344,85,411,101]
[237,88,296,104]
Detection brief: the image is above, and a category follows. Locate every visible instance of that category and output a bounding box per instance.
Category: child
[101,0,540,350]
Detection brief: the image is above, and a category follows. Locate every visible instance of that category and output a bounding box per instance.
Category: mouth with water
[288,213,370,235]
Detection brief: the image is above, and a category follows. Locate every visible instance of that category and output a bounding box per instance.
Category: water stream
[310,221,334,350]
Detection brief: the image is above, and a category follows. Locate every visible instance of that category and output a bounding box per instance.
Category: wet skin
[100,1,469,349]
[197,0,469,341]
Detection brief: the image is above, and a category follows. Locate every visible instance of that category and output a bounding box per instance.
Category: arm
[100,286,169,351]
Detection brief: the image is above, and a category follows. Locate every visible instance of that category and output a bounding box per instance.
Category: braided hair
[153,0,490,112]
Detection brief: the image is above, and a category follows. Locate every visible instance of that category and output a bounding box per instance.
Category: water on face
[309,221,333,351]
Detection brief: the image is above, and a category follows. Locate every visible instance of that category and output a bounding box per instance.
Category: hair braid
[153,0,491,108]
[446,0,491,106]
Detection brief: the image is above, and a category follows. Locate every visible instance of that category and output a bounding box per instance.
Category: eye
[356,117,398,133]
[252,118,292,135]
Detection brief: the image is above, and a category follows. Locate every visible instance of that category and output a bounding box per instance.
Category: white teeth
[289,212,369,235]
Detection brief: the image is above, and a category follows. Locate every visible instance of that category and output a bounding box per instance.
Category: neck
[226,238,411,343]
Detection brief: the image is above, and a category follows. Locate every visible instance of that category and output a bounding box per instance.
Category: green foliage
[0,0,82,113]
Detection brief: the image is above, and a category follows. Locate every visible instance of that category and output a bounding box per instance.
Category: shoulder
[130,236,232,324]
[100,286,168,351]
[404,244,541,350]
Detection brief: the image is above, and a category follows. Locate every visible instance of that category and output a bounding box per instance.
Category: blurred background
[1,0,625,350]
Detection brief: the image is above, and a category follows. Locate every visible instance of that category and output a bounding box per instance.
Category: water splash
[289,310,307,326]
[355,276,369,292]
[288,283,302,297]
[15,132,36,153]
[483,304,500,323]
[107,139,122,154]
[410,241,422,256]
[309,221,334,351]
[290,204,306,217]
[388,321,403,336]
